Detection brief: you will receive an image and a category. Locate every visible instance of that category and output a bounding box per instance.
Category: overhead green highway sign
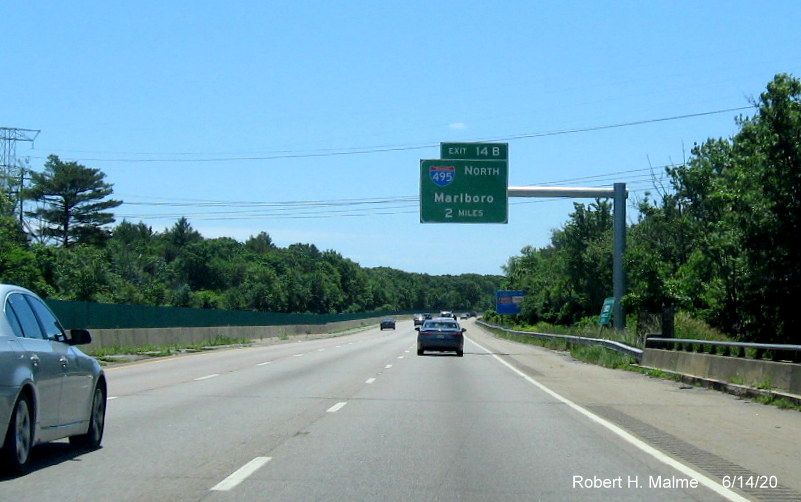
[419,158,508,223]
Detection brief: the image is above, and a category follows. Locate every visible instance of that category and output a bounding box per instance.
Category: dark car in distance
[413,313,425,326]
[416,317,465,357]
[380,317,396,330]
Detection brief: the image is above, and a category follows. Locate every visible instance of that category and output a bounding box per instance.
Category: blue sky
[4,1,800,275]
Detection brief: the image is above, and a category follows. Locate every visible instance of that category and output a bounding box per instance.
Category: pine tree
[24,154,122,247]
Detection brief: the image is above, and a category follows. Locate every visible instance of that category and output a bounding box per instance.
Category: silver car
[0,284,107,475]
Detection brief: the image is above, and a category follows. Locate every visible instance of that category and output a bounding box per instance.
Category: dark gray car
[416,317,465,357]
[0,284,107,475]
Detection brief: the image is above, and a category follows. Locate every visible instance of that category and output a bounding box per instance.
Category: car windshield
[423,321,459,330]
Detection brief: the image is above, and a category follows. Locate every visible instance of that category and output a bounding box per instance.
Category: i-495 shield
[429,165,455,187]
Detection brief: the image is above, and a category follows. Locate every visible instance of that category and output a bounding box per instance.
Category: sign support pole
[508,183,628,330]
[612,183,626,331]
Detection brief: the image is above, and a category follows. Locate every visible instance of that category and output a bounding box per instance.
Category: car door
[5,293,63,429]
[25,296,93,426]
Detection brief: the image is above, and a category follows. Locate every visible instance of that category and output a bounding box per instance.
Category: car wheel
[70,385,106,450]
[456,350,464,357]
[417,349,424,356]
[1,394,34,475]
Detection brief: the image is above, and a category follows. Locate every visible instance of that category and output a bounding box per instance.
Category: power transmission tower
[1,126,41,222]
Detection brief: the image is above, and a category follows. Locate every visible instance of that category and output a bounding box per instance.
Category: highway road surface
[2,319,798,501]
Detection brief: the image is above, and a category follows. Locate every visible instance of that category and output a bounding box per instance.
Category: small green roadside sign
[420,159,508,223]
[598,297,615,325]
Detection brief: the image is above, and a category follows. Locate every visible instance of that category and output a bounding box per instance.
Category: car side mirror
[462,328,467,333]
[68,328,92,346]
[415,327,420,332]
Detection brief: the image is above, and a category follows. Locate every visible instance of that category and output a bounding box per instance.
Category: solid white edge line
[466,336,750,502]
[211,456,272,491]
[327,401,348,413]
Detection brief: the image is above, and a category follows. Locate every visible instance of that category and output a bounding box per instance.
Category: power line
[37,106,754,164]
[115,163,678,221]
[99,104,730,221]
[481,106,754,142]
[119,165,673,203]
[120,195,418,209]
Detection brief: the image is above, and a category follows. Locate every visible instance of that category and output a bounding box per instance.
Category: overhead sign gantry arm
[508,184,628,331]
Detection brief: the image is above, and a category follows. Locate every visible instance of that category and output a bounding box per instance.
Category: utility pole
[0,127,41,223]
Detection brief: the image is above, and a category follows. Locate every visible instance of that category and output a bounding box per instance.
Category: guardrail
[645,337,801,363]
[476,320,643,361]
[477,321,801,400]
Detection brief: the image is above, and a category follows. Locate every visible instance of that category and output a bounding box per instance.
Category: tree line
[0,157,500,313]
[500,73,800,345]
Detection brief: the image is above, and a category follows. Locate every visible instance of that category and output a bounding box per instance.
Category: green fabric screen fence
[46,299,397,330]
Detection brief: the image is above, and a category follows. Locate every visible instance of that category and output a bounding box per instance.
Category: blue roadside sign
[496,290,525,314]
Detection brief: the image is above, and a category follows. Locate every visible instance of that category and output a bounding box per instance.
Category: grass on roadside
[484,323,800,412]
[87,335,252,364]
[489,311,733,349]
[488,326,639,369]
[753,395,801,411]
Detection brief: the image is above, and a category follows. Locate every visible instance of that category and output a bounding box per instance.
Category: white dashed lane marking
[326,402,348,413]
[211,457,272,491]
